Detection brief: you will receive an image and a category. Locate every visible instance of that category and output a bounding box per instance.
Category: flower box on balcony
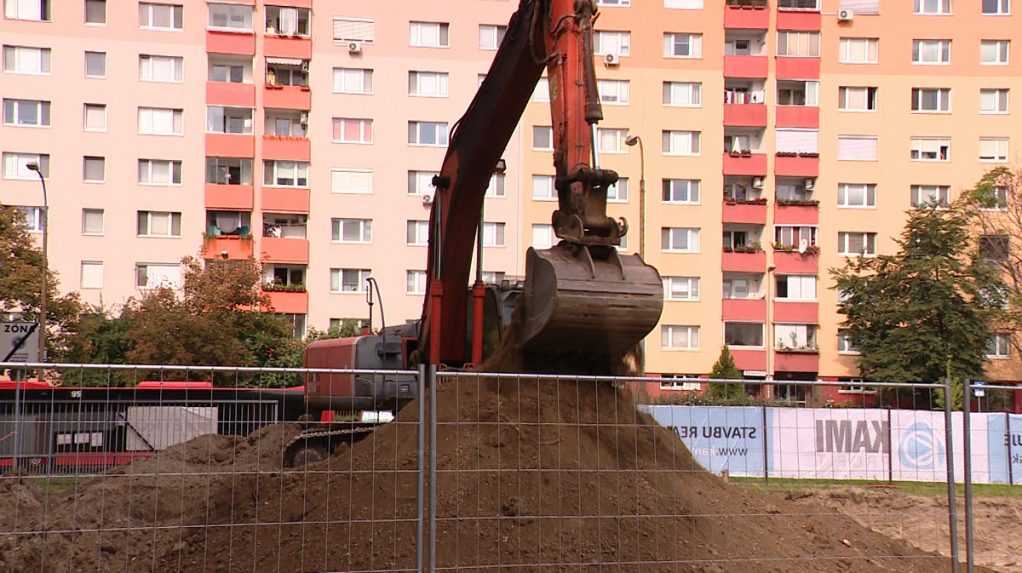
[775,346,819,354]
[725,198,768,206]
[798,152,819,158]
[772,243,820,255]
[723,244,763,254]
[776,151,798,158]
[775,199,819,207]
[263,282,307,293]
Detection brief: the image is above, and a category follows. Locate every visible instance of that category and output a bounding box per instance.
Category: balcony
[776,106,819,128]
[262,136,310,161]
[724,55,768,78]
[774,301,818,323]
[265,289,309,314]
[206,133,255,158]
[202,235,253,260]
[206,31,255,56]
[261,237,309,264]
[722,199,767,224]
[723,152,767,176]
[723,298,766,322]
[773,250,818,274]
[774,351,819,373]
[262,187,310,213]
[774,201,818,225]
[776,57,820,80]
[205,184,254,210]
[264,36,312,60]
[206,82,256,107]
[724,1,769,29]
[774,153,819,177]
[723,104,767,127]
[722,249,766,273]
[264,85,311,110]
[731,349,767,372]
[776,10,821,31]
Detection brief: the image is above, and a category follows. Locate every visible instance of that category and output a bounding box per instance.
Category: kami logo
[815,420,889,453]
[898,421,946,470]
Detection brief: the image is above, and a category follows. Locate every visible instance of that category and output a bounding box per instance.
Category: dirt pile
[0,380,985,572]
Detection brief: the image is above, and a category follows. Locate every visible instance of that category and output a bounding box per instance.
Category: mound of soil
[0,379,983,572]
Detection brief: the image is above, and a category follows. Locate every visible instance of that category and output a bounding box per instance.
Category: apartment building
[2,0,1021,393]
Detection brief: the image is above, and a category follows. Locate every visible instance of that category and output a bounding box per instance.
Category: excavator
[289,0,664,464]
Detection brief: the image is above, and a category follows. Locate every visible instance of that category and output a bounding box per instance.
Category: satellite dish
[798,238,808,254]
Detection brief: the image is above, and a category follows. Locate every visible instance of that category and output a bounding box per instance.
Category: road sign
[1,321,39,363]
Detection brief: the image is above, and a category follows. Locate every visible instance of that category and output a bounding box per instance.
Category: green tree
[708,346,744,400]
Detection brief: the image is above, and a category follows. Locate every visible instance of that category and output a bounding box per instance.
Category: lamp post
[26,162,48,363]
[625,135,646,259]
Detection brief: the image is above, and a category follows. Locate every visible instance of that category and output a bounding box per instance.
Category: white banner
[769,409,889,480]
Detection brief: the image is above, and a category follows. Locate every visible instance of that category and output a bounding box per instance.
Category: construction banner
[642,405,765,477]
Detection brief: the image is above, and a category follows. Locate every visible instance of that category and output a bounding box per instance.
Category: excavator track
[283,423,379,467]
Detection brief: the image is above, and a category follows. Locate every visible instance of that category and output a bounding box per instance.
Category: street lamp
[625,135,646,259]
[26,162,48,363]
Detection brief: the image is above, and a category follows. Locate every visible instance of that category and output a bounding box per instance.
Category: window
[980,138,1009,162]
[210,59,246,83]
[206,157,251,185]
[408,170,438,196]
[983,186,1009,210]
[139,54,183,82]
[81,208,104,235]
[837,231,877,255]
[479,24,506,50]
[85,0,105,24]
[599,0,632,5]
[139,107,184,135]
[4,0,49,20]
[838,330,859,354]
[838,135,878,161]
[2,99,49,127]
[334,67,372,94]
[532,126,553,150]
[986,333,1010,358]
[777,181,812,202]
[83,103,106,131]
[723,229,753,250]
[331,269,371,293]
[838,183,876,208]
[725,323,763,348]
[775,324,818,351]
[2,152,48,179]
[332,118,373,144]
[776,129,819,154]
[594,31,630,56]
[408,121,449,146]
[775,275,817,300]
[81,261,103,289]
[774,225,817,249]
[662,179,700,204]
[331,218,372,243]
[407,220,429,246]
[914,0,951,14]
[408,71,448,97]
[208,106,253,134]
[410,21,449,48]
[264,161,309,187]
[661,325,699,350]
[665,0,703,8]
[779,0,819,7]
[208,3,251,30]
[333,17,375,43]
[981,235,1010,261]
[136,263,181,289]
[662,82,701,107]
[265,6,309,36]
[661,227,700,252]
[266,112,307,138]
[775,80,819,106]
[607,178,628,202]
[662,130,700,155]
[723,275,760,299]
[981,40,1010,64]
[265,59,307,87]
[983,0,1010,14]
[137,211,182,237]
[85,51,105,77]
[980,89,1009,114]
[597,128,627,154]
[839,38,878,64]
[265,265,304,288]
[909,138,951,162]
[533,78,550,102]
[481,271,506,284]
[83,156,104,182]
[663,33,702,58]
[912,88,951,112]
[15,206,44,231]
[262,213,306,238]
[331,169,373,194]
[406,270,427,295]
[2,45,50,74]
[663,276,700,301]
[532,224,554,249]
[139,3,183,30]
[482,222,505,247]
[486,173,506,198]
[598,80,630,105]
[777,31,820,57]
[839,87,878,111]
[532,175,555,200]
[912,40,951,64]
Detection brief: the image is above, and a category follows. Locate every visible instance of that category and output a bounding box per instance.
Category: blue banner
[643,406,765,478]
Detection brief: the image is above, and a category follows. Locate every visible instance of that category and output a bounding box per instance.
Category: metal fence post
[417,364,426,573]
[943,376,961,573]
[887,408,893,483]
[429,364,438,573]
[11,376,22,472]
[962,380,975,573]
[1007,411,1015,486]
[761,404,769,482]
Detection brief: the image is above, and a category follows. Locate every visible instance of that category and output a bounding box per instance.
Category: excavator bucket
[518,243,664,370]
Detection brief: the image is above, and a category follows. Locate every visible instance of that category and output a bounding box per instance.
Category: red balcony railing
[261,187,310,213]
[774,153,819,177]
[202,235,253,260]
[776,57,820,79]
[774,202,819,225]
[724,2,769,29]
[206,31,255,56]
[264,36,312,59]
[723,55,768,78]
[206,82,256,108]
[775,106,819,128]
[723,152,768,176]
[722,200,767,224]
[206,134,255,158]
[263,85,311,110]
[723,298,767,322]
[265,290,309,314]
[774,250,818,274]
[723,103,768,127]
[773,301,818,323]
[722,249,767,273]
[205,184,254,211]
[261,237,309,264]
[262,136,311,162]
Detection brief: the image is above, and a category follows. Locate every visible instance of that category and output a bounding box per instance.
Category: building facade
[2,0,1021,392]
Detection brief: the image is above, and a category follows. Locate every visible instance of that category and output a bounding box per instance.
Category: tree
[708,346,744,400]
[831,201,1005,402]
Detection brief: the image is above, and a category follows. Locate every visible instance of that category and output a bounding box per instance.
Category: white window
[776,275,817,301]
[663,33,702,58]
[774,225,817,249]
[532,175,555,200]
[598,79,630,105]
[662,82,701,107]
[333,18,375,43]
[663,276,700,301]
[839,38,878,64]
[911,184,951,207]
[83,103,106,131]
[3,152,48,179]
[665,0,703,7]
[85,0,105,24]
[661,227,700,252]
[597,128,627,154]
[912,40,951,64]
[838,183,876,208]
[206,157,251,185]
[410,21,449,48]
[839,87,878,111]
[837,330,859,354]
[209,59,246,83]
[408,170,438,196]
[2,45,50,74]
[81,208,104,235]
[332,118,373,144]
[331,268,371,293]
[409,71,449,97]
[531,224,554,249]
[779,0,820,7]
[139,3,183,30]
[723,276,761,299]
[486,173,506,198]
[266,113,306,137]
[208,3,251,31]
[777,31,820,57]
[482,222,505,247]
[986,333,1010,358]
[981,40,1010,65]
[725,323,764,348]
[85,51,105,77]
[912,88,951,112]
[408,121,449,146]
[980,137,1009,162]
[265,6,309,36]
[206,106,252,134]
[83,156,104,182]
[137,210,182,237]
[662,179,700,204]
[598,0,631,5]
[983,0,1010,14]
[16,206,44,231]
[838,231,877,255]
[776,129,819,154]
[980,89,1009,114]
[661,325,699,350]
[479,24,506,50]
[331,169,373,194]
[333,67,373,94]
[81,261,103,289]
[607,178,628,202]
[837,135,878,161]
[910,137,951,161]
[594,31,630,56]
[406,270,427,295]
[774,324,817,351]
[136,263,181,289]
[533,78,550,102]
[138,107,183,135]
[139,54,183,82]
[914,0,951,14]
[662,130,701,155]
[264,161,309,187]
[407,220,429,246]
[4,0,49,21]
[331,218,372,243]
[532,126,553,150]
[2,99,49,126]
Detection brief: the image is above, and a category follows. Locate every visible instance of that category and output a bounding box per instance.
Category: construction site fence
[1,363,1011,571]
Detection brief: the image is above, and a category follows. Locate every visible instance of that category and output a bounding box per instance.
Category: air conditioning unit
[604,53,620,66]
[752,177,764,189]
[300,61,310,72]
[299,112,309,124]
[421,193,434,206]
[837,8,854,21]
[348,41,363,54]
[805,178,816,191]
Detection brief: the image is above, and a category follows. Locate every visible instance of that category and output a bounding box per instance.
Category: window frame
[2,45,51,75]
[661,130,701,156]
[911,87,952,113]
[912,39,952,65]
[408,70,449,98]
[409,21,450,48]
[331,218,373,244]
[839,37,879,64]
[661,325,700,351]
[914,0,952,15]
[724,322,765,349]
[407,121,450,147]
[330,268,372,294]
[837,231,878,256]
[661,227,701,253]
[332,67,373,94]
[263,160,310,188]
[136,210,182,238]
[83,156,105,183]
[139,2,183,31]
[332,117,374,144]
[2,98,50,127]
[662,276,700,301]
[837,183,877,208]
[980,88,1009,114]
[662,32,703,59]
[979,137,1009,162]
[980,39,1010,65]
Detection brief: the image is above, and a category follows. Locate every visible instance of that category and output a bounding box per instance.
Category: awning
[266,57,304,66]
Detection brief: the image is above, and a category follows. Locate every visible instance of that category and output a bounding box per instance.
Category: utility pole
[26,162,48,363]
